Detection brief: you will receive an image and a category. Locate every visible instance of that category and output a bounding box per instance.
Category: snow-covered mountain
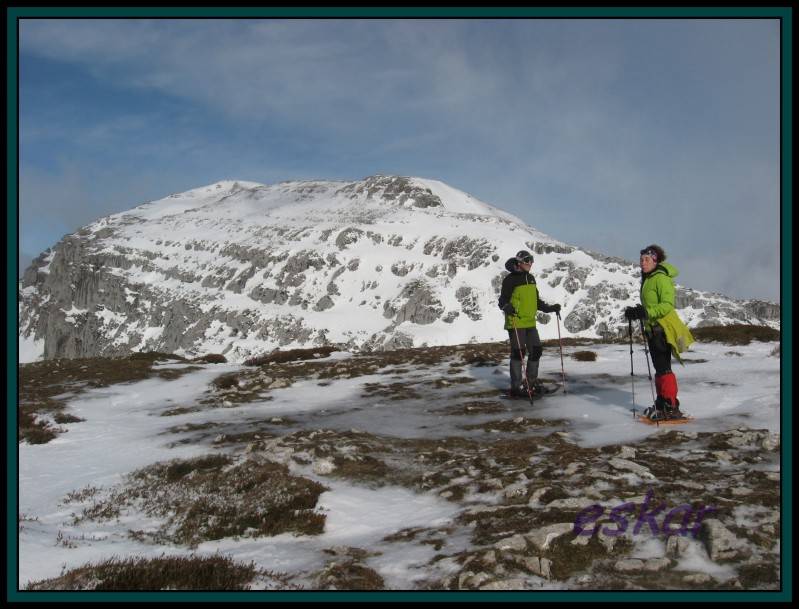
[18,175,780,362]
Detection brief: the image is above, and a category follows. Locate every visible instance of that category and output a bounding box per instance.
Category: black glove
[502,303,517,316]
[625,305,647,321]
[551,303,561,314]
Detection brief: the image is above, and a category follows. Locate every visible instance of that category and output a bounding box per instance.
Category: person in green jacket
[498,250,561,398]
[625,244,693,420]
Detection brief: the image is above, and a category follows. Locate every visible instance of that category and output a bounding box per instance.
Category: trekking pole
[638,318,656,404]
[628,319,636,418]
[511,318,534,404]
[555,311,567,393]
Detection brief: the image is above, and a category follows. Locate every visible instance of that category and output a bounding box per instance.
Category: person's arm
[498,277,516,314]
[538,296,561,315]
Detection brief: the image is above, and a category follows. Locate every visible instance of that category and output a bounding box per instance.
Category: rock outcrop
[18,176,780,362]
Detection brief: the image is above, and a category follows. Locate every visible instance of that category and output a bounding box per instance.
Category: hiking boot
[666,406,685,420]
[656,396,684,419]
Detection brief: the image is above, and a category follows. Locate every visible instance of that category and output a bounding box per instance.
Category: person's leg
[525,328,543,390]
[648,325,680,414]
[508,330,524,394]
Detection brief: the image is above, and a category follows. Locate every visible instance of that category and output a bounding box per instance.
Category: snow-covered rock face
[18,175,780,362]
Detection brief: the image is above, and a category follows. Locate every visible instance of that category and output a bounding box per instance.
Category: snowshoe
[638,401,694,425]
[531,380,562,396]
[500,381,560,401]
[500,385,536,403]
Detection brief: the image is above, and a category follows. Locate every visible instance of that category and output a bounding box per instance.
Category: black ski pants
[647,324,672,376]
[508,327,543,389]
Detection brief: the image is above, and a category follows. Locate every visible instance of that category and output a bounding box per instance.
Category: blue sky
[18,17,781,302]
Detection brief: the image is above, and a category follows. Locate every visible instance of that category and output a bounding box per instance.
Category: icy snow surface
[17,339,780,589]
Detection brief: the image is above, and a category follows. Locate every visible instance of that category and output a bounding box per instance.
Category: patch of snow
[19,335,45,363]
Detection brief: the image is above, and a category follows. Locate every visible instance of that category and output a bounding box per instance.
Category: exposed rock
[698,519,752,562]
[479,578,528,590]
[335,228,365,250]
[683,573,713,585]
[614,558,645,573]
[458,571,492,590]
[455,286,482,321]
[314,296,335,312]
[313,558,384,590]
[441,236,494,270]
[526,523,574,551]
[643,557,672,572]
[607,458,656,480]
[383,280,444,325]
[493,534,527,552]
[18,174,780,361]
[564,306,596,333]
[665,535,693,558]
[545,497,599,510]
[390,262,413,277]
[540,558,553,580]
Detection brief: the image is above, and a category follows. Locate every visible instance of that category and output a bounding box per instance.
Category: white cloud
[18,18,781,302]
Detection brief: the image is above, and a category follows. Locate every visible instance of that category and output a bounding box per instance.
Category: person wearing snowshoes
[498,250,562,399]
[625,245,694,421]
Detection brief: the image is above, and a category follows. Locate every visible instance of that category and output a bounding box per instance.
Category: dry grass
[314,560,385,590]
[691,325,780,345]
[192,353,228,364]
[72,454,328,547]
[18,352,200,444]
[23,554,292,590]
[244,346,339,366]
[571,350,598,362]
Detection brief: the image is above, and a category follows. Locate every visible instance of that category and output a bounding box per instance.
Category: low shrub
[24,554,260,590]
[691,325,780,345]
[76,455,328,547]
[211,373,240,390]
[193,354,228,364]
[244,346,339,366]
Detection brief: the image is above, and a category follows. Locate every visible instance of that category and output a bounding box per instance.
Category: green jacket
[658,310,695,363]
[641,262,694,361]
[498,259,558,330]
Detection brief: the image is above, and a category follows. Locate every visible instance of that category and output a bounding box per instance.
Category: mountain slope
[18,175,780,362]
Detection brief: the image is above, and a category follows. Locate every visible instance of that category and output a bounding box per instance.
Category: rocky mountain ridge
[19,175,780,362]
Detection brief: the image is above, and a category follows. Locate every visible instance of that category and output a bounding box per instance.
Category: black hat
[515,250,534,264]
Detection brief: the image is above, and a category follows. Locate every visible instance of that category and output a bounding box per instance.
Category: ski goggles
[515,251,534,264]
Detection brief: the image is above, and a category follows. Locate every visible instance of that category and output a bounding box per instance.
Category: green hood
[654,262,679,279]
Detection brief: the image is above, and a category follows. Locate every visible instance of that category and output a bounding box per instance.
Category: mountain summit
[19,175,779,362]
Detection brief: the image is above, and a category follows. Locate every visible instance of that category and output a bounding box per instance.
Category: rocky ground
[18,333,781,591]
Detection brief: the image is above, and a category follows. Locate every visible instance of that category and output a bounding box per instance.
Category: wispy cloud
[18,18,781,301]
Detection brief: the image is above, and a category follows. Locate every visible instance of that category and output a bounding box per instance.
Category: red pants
[655,372,679,406]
